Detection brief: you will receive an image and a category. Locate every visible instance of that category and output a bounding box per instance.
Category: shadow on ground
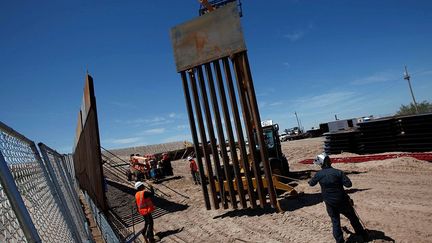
[278,188,371,212]
[288,170,366,181]
[106,180,189,228]
[344,227,395,242]
[153,175,183,184]
[156,227,184,240]
[213,206,277,219]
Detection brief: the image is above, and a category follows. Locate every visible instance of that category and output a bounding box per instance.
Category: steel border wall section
[73,74,107,212]
[178,53,277,210]
[173,3,277,210]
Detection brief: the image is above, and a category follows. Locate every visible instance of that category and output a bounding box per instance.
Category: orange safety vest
[135,191,155,216]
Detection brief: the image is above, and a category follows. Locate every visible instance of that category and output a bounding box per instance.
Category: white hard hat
[187,156,193,161]
[313,153,328,166]
[134,181,144,190]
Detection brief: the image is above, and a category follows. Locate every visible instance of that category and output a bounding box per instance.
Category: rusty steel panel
[72,74,107,211]
[81,75,92,124]
[73,110,83,151]
[170,2,246,72]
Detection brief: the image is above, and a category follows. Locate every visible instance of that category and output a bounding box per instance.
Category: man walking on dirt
[135,182,157,243]
[308,153,368,243]
[188,156,200,185]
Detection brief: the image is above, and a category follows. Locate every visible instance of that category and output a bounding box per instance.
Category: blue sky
[1,1,431,153]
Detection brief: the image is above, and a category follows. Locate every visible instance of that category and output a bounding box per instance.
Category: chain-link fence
[38,143,92,242]
[0,121,89,242]
[83,191,120,243]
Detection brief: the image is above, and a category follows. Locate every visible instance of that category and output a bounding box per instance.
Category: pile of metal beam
[323,113,432,154]
[324,130,360,154]
[358,117,398,154]
[396,113,432,152]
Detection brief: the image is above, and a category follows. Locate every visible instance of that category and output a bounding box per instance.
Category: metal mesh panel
[39,144,91,242]
[0,184,27,242]
[84,191,120,243]
[0,125,75,242]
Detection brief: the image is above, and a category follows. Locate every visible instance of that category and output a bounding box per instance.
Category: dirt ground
[111,137,432,243]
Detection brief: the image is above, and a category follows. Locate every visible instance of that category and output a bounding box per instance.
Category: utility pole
[403,65,419,114]
[294,111,301,130]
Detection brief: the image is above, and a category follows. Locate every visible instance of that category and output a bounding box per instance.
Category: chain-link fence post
[0,151,41,243]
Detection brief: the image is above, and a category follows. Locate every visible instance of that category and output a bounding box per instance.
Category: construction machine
[215,121,296,196]
[259,122,290,176]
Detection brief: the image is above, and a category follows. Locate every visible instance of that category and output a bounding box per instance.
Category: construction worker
[134,181,156,243]
[308,153,368,243]
[161,152,173,176]
[188,156,200,185]
[127,154,144,181]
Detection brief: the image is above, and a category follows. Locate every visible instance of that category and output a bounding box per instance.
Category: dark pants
[143,213,154,242]
[191,171,200,184]
[127,170,144,181]
[326,201,366,243]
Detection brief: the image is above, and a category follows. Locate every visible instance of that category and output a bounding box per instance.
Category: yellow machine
[214,174,297,196]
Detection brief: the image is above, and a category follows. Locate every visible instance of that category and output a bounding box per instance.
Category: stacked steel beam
[323,113,432,154]
[358,117,398,154]
[396,113,432,152]
[324,130,360,154]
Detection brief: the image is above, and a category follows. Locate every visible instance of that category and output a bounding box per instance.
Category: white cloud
[168,112,176,118]
[351,71,396,85]
[142,128,166,135]
[162,134,191,143]
[177,124,189,130]
[284,31,305,42]
[109,101,136,109]
[294,91,358,110]
[104,137,143,145]
[269,101,283,106]
[123,116,173,126]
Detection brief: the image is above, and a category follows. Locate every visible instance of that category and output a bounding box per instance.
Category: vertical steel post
[205,62,238,209]
[213,59,247,208]
[241,51,278,208]
[181,71,211,210]
[0,151,42,243]
[222,57,257,208]
[198,65,227,208]
[188,70,220,209]
[231,54,266,208]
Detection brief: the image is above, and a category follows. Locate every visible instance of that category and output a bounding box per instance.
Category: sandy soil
[108,137,432,243]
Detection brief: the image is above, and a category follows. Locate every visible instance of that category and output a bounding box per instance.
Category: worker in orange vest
[134,182,156,242]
